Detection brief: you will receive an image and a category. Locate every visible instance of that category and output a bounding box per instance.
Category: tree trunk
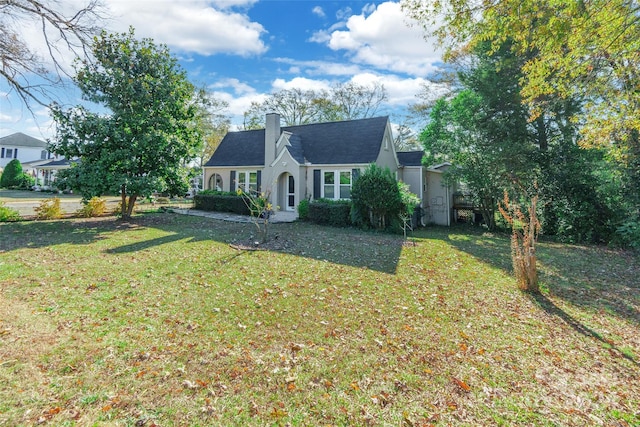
[126,194,138,219]
[120,184,127,218]
[480,197,495,230]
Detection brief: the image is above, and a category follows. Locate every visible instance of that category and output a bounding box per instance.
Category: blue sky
[0,0,445,140]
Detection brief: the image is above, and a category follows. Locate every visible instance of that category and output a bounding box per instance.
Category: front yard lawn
[0,213,638,426]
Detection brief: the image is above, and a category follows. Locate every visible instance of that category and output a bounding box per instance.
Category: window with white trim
[237,171,258,193]
[4,148,13,159]
[322,170,352,200]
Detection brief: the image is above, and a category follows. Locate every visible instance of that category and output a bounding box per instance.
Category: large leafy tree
[0,0,105,109]
[423,39,618,241]
[50,28,202,219]
[403,0,640,216]
[422,41,536,230]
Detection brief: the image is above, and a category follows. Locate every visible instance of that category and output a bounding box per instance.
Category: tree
[0,0,105,109]
[403,0,640,218]
[195,90,231,166]
[0,159,24,188]
[421,41,536,230]
[242,82,388,128]
[50,28,202,219]
[350,164,403,230]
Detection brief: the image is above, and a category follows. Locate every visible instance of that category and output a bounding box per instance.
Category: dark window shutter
[14,148,18,159]
[230,170,236,191]
[313,169,321,199]
[257,170,262,192]
[352,168,360,183]
[1,148,4,158]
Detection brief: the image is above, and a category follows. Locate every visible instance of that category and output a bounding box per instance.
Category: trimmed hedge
[308,199,352,227]
[194,194,251,215]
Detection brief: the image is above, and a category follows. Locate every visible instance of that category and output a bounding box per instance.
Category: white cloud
[273,58,362,77]
[106,0,267,56]
[316,1,442,77]
[346,73,448,106]
[312,6,325,18]
[209,78,256,96]
[271,77,331,93]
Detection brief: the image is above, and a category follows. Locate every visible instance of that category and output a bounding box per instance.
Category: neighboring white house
[0,132,73,188]
[202,114,456,226]
[0,132,52,170]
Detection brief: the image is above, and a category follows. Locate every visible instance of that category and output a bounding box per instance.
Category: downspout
[446,182,451,227]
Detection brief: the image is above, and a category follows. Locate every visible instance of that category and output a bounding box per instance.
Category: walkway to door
[170,208,298,223]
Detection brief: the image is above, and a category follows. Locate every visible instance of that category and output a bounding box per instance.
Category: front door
[287,174,295,211]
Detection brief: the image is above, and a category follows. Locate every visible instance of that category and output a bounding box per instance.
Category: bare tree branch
[0,0,106,112]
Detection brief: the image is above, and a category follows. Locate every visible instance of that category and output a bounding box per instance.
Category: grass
[0,213,638,426]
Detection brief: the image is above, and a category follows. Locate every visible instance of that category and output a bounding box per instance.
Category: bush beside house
[0,159,35,190]
[307,199,352,227]
[194,191,251,216]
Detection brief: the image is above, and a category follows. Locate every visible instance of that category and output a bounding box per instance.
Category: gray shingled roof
[205,116,389,167]
[0,132,47,148]
[397,151,425,167]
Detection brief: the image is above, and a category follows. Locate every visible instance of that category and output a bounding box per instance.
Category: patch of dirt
[230,235,294,252]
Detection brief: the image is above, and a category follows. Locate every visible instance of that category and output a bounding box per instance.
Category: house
[0,132,52,170]
[32,158,74,189]
[396,151,455,226]
[202,114,455,225]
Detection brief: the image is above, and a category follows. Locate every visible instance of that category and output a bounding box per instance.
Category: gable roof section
[205,116,389,167]
[397,151,424,167]
[0,132,47,148]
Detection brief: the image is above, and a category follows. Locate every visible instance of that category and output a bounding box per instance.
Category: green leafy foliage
[308,199,352,227]
[350,164,403,230]
[50,28,203,219]
[0,159,25,188]
[297,199,310,220]
[0,201,20,222]
[34,197,63,220]
[194,193,250,215]
[405,0,640,237]
[617,220,640,251]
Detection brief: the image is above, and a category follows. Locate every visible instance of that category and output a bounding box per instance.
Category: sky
[0,0,446,141]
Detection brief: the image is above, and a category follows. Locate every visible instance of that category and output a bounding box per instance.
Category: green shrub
[194,194,251,215]
[308,199,352,227]
[14,173,35,189]
[35,197,63,220]
[350,164,403,229]
[0,159,24,188]
[297,199,310,220]
[616,219,640,250]
[198,189,236,197]
[0,202,20,222]
[76,197,107,218]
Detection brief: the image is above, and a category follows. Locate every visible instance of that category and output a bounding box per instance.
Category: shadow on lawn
[0,218,120,251]
[532,292,639,365]
[425,224,640,328]
[0,212,404,274]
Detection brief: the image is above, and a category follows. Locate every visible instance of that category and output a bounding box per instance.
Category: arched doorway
[278,172,295,211]
[208,173,223,191]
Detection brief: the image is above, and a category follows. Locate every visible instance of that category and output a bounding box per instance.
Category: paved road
[0,191,121,217]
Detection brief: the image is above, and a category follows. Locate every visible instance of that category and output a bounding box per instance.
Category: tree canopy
[50,28,202,219]
[403,0,639,146]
